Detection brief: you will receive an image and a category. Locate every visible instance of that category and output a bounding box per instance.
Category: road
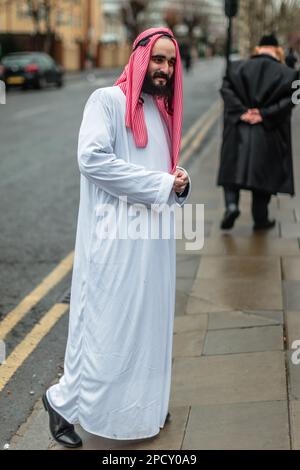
[0,57,224,448]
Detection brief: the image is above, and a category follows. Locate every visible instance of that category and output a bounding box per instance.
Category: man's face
[142,37,176,97]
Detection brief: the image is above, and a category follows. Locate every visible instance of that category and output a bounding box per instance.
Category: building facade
[0,0,103,71]
[99,0,130,67]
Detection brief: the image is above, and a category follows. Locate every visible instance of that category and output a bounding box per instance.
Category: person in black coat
[218,34,299,230]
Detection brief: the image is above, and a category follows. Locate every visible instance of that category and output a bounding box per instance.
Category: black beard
[142,72,173,98]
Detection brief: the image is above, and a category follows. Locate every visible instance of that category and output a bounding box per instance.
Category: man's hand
[173,169,188,194]
[241,108,263,125]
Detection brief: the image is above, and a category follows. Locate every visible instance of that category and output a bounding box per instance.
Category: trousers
[224,187,272,224]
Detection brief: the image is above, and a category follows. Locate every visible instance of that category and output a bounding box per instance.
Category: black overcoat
[217,54,299,195]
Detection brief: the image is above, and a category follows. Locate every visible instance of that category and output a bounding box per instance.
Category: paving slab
[278,196,300,209]
[286,311,300,400]
[175,254,201,317]
[290,401,300,450]
[174,314,208,334]
[186,294,231,315]
[171,351,287,406]
[201,236,299,256]
[173,330,206,357]
[271,208,295,223]
[282,257,300,281]
[203,208,222,223]
[190,278,282,311]
[281,223,300,239]
[203,325,283,355]
[175,291,189,317]
[176,278,196,293]
[208,310,283,330]
[182,401,290,450]
[176,255,201,279]
[196,256,281,281]
[283,282,300,310]
[214,223,280,238]
[286,311,300,344]
[294,209,300,222]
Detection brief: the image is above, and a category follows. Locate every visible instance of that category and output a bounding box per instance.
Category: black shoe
[163,412,171,427]
[220,208,240,230]
[42,393,82,448]
[253,219,276,231]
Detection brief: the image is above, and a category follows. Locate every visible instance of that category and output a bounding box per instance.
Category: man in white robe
[43,27,191,447]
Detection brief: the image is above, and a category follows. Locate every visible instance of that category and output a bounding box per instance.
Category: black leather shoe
[42,393,82,448]
[220,208,240,230]
[165,412,171,425]
[253,219,276,231]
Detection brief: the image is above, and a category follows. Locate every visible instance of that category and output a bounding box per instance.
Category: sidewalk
[9,106,300,450]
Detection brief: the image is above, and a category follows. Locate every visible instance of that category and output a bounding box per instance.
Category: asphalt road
[0,57,224,448]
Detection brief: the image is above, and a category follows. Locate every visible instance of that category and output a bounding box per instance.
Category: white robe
[47,86,191,440]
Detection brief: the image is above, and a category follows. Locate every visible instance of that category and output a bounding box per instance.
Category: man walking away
[218,34,299,231]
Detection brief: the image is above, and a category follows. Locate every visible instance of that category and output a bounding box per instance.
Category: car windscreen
[2,56,37,66]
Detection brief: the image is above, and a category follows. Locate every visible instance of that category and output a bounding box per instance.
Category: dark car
[0,52,64,89]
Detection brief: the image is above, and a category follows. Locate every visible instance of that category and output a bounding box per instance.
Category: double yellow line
[181,101,222,164]
[0,100,222,392]
[0,254,74,391]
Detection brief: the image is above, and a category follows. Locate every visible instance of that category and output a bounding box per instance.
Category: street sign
[225,0,239,18]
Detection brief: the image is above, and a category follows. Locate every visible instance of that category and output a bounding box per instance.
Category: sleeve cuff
[154,173,176,205]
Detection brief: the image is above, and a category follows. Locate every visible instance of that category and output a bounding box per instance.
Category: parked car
[0,52,64,89]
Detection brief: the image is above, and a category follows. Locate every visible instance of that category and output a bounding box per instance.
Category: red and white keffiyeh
[114,28,183,174]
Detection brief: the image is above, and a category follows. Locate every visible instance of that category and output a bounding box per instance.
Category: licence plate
[7,76,25,85]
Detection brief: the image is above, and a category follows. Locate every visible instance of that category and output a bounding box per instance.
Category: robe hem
[74,419,163,441]
[46,390,165,441]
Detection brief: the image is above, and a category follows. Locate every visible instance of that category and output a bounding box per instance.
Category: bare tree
[239,0,300,55]
[121,0,149,43]
[163,7,181,31]
[275,0,300,45]
[26,0,43,34]
[184,2,209,34]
